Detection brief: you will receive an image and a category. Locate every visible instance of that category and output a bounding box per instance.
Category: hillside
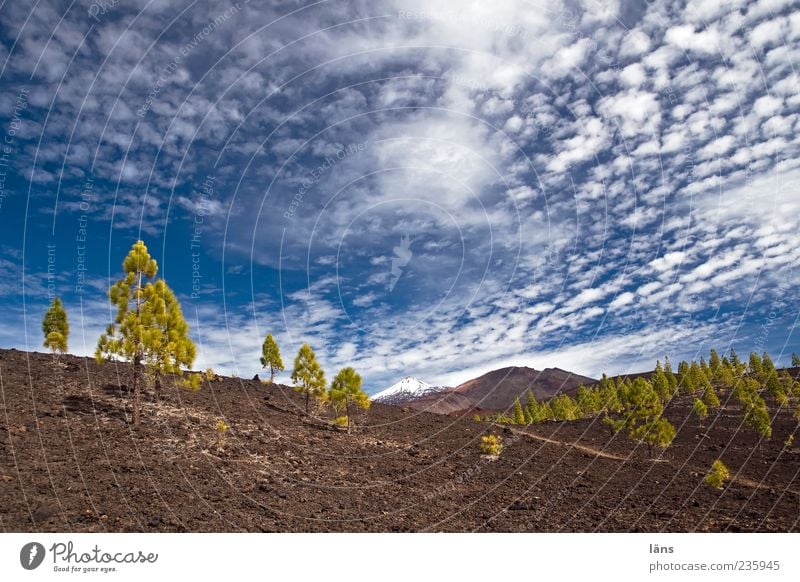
[1,349,798,532]
[405,366,596,414]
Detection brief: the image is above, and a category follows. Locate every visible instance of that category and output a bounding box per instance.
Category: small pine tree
[576,384,602,416]
[761,352,776,374]
[329,367,370,432]
[291,343,326,414]
[748,352,764,379]
[709,349,721,374]
[664,357,678,393]
[702,385,721,409]
[260,334,284,382]
[513,397,526,425]
[692,398,708,420]
[792,353,800,367]
[730,349,744,374]
[480,434,503,457]
[525,390,540,422]
[704,460,730,489]
[651,364,672,402]
[735,378,772,440]
[42,297,69,354]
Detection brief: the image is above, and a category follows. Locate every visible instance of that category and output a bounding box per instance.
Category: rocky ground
[1,349,798,532]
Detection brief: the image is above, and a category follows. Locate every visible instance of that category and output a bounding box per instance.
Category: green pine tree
[513,397,526,425]
[735,378,772,440]
[291,343,327,414]
[792,353,800,367]
[329,367,369,432]
[142,279,197,395]
[749,352,764,379]
[42,297,69,354]
[702,385,721,409]
[95,241,177,425]
[692,397,708,420]
[609,377,676,456]
[651,363,672,402]
[260,333,284,382]
[664,357,678,393]
[551,393,580,421]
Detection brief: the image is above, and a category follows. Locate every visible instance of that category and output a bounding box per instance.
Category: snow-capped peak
[371,376,448,404]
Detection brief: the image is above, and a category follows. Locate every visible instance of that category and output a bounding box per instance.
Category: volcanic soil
[1,349,798,532]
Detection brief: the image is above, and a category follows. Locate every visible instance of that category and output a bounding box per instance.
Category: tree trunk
[346,400,352,434]
[133,269,143,426]
[305,389,309,415]
[270,366,275,383]
[133,357,141,426]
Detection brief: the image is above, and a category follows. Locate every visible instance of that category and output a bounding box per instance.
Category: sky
[0,0,798,393]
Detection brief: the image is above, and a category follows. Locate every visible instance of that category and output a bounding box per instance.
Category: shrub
[480,434,503,457]
[333,416,348,428]
[472,414,482,422]
[182,374,202,391]
[704,460,730,489]
[204,368,216,382]
[215,419,229,450]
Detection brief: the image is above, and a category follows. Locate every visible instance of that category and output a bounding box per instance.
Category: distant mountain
[370,377,450,405]
[401,366,597,415]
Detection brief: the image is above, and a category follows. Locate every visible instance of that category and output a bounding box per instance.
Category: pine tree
[42,297,69,354]
[748,352,764,379]
[664,357,678,393]
[651,364,671,402]
[792,353,800,367]
[329,367,369,432]
[709,349,721,375]
[291,343,326,414]
[260,334,284,382]
[761,352,776,374]
[702,385,721,409]
[609,377,676,456]
[524,390,540,423]
[142,279,196,395]
[692,398,708,421]
[551,393,580,421]
[598,374,622,412]
[700,356,711,379]
[730,349,746,376]
[677,361,691,393]
[735,378,772,440]
[96,241,159,425]
[513,397,526,425]
[576,384,600,416]
[705,460,730,489]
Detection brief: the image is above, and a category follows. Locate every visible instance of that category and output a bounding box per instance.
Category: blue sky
[0,0,798,393]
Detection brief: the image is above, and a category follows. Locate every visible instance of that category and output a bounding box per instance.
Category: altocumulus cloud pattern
[0,0,797,391]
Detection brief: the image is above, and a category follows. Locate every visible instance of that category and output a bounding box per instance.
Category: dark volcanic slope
[407,366,596,414]
[1,349,798,533]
